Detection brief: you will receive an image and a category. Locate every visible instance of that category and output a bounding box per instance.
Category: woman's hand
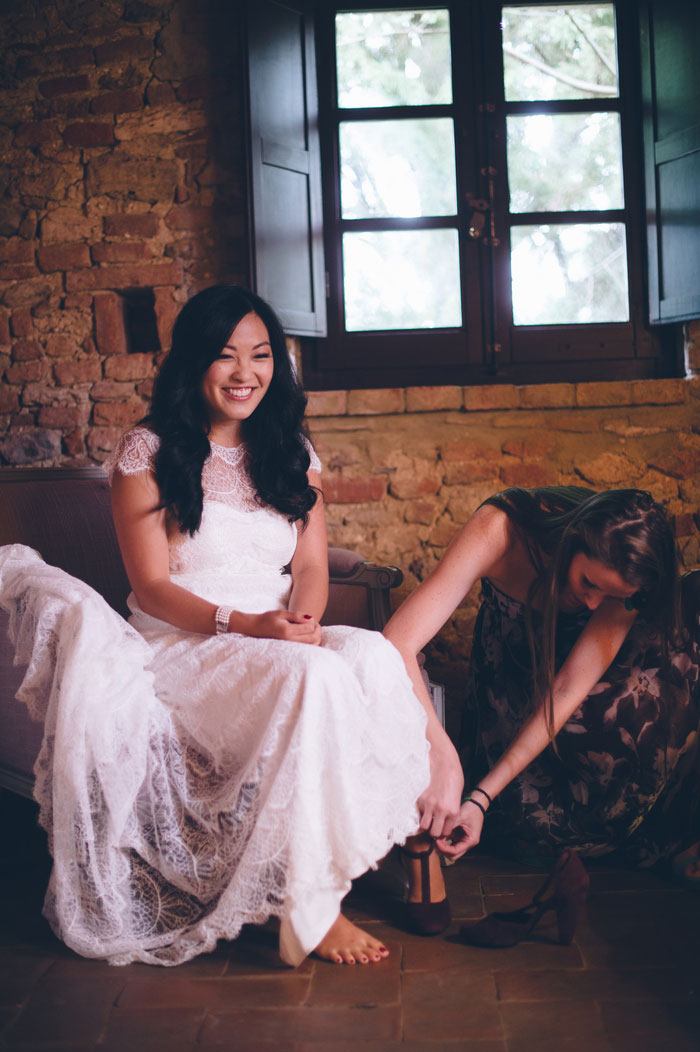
[240,609,322,645]
[435,798,485,861]
[417,741,464,840]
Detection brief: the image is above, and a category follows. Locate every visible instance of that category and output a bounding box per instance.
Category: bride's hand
[243,610,322,645]
[435,798,484,861]
[417,742,464,839]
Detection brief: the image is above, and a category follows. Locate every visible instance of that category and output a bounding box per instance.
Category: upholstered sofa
[0,466,443,798]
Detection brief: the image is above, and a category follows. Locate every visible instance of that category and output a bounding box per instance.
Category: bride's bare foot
[314,913,389,965]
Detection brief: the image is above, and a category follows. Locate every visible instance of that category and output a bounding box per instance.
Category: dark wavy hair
[144,284,317,534]
[484,486,682,739]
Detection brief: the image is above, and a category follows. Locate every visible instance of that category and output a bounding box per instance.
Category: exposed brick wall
[0,0,247,465]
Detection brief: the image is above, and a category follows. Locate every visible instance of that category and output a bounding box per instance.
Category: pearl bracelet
[214,605,234,635]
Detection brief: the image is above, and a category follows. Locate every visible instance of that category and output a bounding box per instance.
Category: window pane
[340,119,456,219]
[336,9,452,108]
[511,223,629,324]
[343,229,461,330]
[502,4,619,102]
[507,112,623,212]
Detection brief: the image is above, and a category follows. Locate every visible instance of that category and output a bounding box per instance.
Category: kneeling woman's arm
[111,468,323,643]
[384,504,513,839]
[438,594,636,860]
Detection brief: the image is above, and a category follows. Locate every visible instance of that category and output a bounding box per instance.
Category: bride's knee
[293,642,347,682]
[290,629,399,700]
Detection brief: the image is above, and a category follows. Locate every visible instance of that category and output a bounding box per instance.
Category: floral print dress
[463,574,700,865]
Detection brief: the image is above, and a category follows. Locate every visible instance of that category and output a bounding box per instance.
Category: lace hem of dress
[0,545,429,968]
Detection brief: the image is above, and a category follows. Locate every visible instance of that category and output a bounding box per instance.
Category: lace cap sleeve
[104,427,160,484]
[304,436,321,474]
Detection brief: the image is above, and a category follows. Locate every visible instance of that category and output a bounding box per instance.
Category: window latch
[466,193,488,239]
[480,167,501,247]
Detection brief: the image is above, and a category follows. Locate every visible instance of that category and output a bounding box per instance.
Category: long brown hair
[484,487,682,740]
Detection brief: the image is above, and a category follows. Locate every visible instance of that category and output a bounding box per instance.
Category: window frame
[486,0,658,370]
[296,0,679,390]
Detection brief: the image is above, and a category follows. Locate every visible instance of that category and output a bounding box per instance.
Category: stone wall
[1,1,699,721]
[0,0,246,465]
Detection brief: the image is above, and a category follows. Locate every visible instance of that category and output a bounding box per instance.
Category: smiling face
[200,311,275,445]
[560,551,638,612]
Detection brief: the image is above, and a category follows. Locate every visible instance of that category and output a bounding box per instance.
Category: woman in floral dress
[386,486,700,873]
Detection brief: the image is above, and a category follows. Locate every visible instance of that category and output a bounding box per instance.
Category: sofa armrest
[325,547,403,631]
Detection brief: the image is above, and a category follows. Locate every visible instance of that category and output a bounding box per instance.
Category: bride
[0,284,462,967]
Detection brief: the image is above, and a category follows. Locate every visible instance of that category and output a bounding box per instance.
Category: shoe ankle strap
[401,840,435,860]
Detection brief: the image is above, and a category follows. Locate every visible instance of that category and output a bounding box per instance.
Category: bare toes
[314,914,390,965]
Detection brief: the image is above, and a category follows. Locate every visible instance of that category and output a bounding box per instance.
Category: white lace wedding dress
[0,428,431,967]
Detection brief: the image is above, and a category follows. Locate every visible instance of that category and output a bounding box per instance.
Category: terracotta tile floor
[1,788,698,1051]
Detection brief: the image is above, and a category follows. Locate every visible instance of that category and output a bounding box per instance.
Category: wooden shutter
[245,0,327,336]
[640,0,700,324]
